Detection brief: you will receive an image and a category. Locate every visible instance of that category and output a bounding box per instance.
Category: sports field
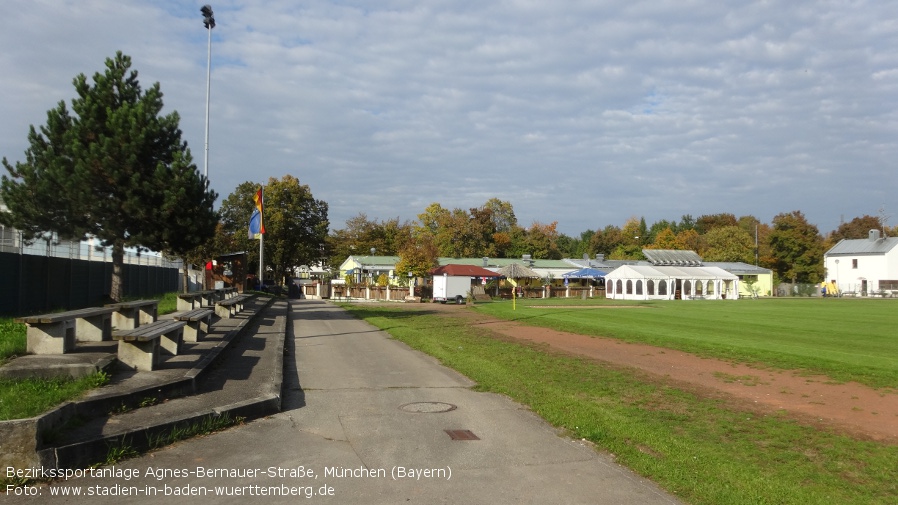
[475,297,898,389]
[343,298,898,505]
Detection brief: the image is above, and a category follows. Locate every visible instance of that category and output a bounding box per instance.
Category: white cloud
[1,0,895,237]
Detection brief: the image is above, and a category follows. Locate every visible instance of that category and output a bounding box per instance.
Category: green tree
[768,211,825,283]
[695,213,737,234]
[557,230,594,259]
[0,52,216,301]
[219,176,328,284]
[588,225,624,255]
[327,214,412,267]
[394,235,440,280]
[703,226,755,263]
[482,198,517,233]
[647,227,678,249]
[521,221,562,259]
[677,214,697,233]
[828,215,882,243]
[675,229,705,254]
[648,219,677,243]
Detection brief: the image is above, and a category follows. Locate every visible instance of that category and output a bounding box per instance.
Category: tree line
[2,53,892,301]
[325,201,894,285]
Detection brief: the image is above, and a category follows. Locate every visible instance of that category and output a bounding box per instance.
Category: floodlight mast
[201,5,215,180]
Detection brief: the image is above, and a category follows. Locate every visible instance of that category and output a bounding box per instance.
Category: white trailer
[432,274,471,304]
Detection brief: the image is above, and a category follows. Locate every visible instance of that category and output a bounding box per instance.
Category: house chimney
[869,229,882,241]
[595,253,604,262]
[482,257,489,267]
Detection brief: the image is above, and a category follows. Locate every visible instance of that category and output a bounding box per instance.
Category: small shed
[430,264,503,303]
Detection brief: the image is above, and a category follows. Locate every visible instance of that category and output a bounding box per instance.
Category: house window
[852,259,858,269]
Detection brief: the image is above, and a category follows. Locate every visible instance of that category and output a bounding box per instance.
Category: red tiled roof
[430,264,502,277]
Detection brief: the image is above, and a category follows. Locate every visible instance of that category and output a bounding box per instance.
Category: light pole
[201,5,215,180]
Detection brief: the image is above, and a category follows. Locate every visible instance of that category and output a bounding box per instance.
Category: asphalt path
[5,300,681,504]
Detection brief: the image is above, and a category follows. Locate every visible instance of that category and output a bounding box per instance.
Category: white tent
[606,264,739,300]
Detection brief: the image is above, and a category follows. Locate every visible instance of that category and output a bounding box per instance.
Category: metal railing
[0,226,181,268]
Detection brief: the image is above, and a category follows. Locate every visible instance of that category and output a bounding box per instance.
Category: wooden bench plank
[17,307,118,354]
[106,300,159,330]
[215,294,254,319]
[172,308,214,342]
[113,320,186,371]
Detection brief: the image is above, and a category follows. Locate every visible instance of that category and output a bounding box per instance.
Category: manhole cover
[399,402,457,413]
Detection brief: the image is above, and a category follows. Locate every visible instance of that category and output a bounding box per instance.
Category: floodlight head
[201,5,215,29]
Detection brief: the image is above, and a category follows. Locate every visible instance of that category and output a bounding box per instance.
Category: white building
[824,229,898,296]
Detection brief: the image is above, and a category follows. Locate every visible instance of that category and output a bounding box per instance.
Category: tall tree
[588,225,624,255]
[327,214,412,266]
[828,215,882,242]
[394,234,440,280]
[695,213,737,234]
[674,229,705,254]
[219,176,328,284]
[702,226,755,263]
[0,52,216,301]
[521,221,562,259]
[647,219,676,244]
[482,198,518,233]
[647,227,678,249]
[677,214,697,233]
[768,211,825,283]
[265,175,329,282]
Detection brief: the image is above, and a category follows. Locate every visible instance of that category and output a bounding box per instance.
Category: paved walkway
[8,300,681,504]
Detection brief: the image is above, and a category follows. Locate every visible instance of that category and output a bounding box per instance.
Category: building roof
[606,264,738,281]
[706,262,772,275]
[431,264,503,277]
[606,265,670,280]
[339,253,772,279]
[643,249,704,266]
[825,234,898,256]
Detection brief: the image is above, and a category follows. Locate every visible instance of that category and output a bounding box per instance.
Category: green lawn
[342,302,898,505]
[474,298,898,389]
[0,292,180,420]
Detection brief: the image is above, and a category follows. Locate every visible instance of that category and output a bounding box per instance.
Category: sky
[1,1,896,237]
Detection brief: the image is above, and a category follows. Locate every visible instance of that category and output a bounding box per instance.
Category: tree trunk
[110,242,125,302]
[181,260,190,293]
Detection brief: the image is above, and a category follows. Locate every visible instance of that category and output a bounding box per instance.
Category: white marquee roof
[605,264,738,281]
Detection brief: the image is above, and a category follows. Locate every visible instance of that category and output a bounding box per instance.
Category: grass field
[474,298,898,389]
[342,299,898,505]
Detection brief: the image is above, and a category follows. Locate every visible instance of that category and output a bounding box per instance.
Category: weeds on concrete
[148,413,245,450]
[101,437,139,466]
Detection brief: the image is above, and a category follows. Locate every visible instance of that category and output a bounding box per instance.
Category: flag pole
[259,187,264,287]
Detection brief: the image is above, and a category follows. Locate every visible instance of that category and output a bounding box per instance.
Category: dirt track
[408,303,898,443]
